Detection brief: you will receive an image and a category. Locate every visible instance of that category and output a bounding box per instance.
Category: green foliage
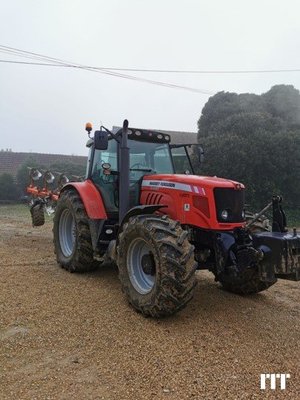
[198,92,263,137]
[285,209,300,228]
[197,85,300,210]
[0,173,19,201]
[262,84,300,126]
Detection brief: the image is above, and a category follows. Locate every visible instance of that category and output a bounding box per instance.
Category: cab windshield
[128,140,174,178]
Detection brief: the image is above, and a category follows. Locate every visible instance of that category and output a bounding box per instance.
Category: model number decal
[142,180,192,192]
[142,180,206,196]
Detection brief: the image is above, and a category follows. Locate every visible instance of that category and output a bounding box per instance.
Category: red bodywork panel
[61,180,107,220]
[140,174,245,231]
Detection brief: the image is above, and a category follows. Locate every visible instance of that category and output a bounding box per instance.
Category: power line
[1,43,299,98]
[1,45,299,74]
[0,45,213,95]
[0,59,73,67]
[1,59,300,74]
[111,68,300,74]
[0,46,213,95]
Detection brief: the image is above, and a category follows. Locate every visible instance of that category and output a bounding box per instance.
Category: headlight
[221,209,229,220]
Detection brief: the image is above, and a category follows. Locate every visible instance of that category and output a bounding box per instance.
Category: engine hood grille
[214,187,245,223]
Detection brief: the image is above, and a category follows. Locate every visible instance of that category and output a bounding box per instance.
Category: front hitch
[253,230,300,281]
[249,196,300,281]
[213,196,299,283]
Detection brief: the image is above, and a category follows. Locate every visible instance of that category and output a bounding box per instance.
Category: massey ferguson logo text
[260,373,290,390]
[148,181,175,188]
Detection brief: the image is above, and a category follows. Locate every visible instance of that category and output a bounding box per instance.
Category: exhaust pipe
[119,119,130,224]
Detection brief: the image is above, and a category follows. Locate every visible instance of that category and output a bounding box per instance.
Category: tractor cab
[86,123,203,220]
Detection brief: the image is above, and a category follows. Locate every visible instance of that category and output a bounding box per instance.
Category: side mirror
[94,130,108,150]
[197,146,204,163]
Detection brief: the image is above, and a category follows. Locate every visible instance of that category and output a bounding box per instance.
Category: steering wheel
[130,163,145,170]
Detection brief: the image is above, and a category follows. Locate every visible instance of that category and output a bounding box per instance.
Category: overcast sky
[1,0,300,156]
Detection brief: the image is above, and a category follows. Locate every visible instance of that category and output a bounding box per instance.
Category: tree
[262,84,300,127]
[197,85,300,209]
[198,92,263,137]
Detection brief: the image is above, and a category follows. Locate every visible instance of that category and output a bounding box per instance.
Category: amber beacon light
[85,122,93,133]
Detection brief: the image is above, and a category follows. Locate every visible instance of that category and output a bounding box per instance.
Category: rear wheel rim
[127,238,156,294]
[59,209,76,257]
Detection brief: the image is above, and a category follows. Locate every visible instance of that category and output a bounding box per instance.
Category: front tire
[53,189,98,272]
[117,214,197,317]
[218,268,275,295]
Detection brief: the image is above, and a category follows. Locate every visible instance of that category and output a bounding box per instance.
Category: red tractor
[36,120,300,317]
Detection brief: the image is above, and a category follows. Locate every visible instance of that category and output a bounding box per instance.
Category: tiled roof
[0,151,87,177]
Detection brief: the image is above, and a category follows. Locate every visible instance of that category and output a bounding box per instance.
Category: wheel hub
[59,208,76,258]
[127,238,156,294]
[141,254,156,275]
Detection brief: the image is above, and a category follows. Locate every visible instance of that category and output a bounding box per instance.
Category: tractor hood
[140,174,245,230]
[141,174,245,191]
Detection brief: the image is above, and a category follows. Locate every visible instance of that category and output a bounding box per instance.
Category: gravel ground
[0,205,299,399]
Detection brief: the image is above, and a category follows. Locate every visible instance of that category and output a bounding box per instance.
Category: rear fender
[60,180,107,220]
[60,180,107,251]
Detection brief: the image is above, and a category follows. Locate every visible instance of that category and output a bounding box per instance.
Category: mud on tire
[53,189,98,273]
[117,214,197,317]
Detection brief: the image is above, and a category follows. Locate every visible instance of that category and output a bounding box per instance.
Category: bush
[0,173,19,201]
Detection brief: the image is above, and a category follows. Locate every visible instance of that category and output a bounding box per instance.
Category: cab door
[90,139,119,214]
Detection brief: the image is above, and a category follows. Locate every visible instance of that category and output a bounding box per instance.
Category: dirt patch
[0,205,299,399]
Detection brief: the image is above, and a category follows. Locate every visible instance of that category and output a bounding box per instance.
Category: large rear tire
[117,214,197,317]
[53,189,98,272]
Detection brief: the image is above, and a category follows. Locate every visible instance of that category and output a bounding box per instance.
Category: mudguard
[120,204,167,228]
[60,180,107,220]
